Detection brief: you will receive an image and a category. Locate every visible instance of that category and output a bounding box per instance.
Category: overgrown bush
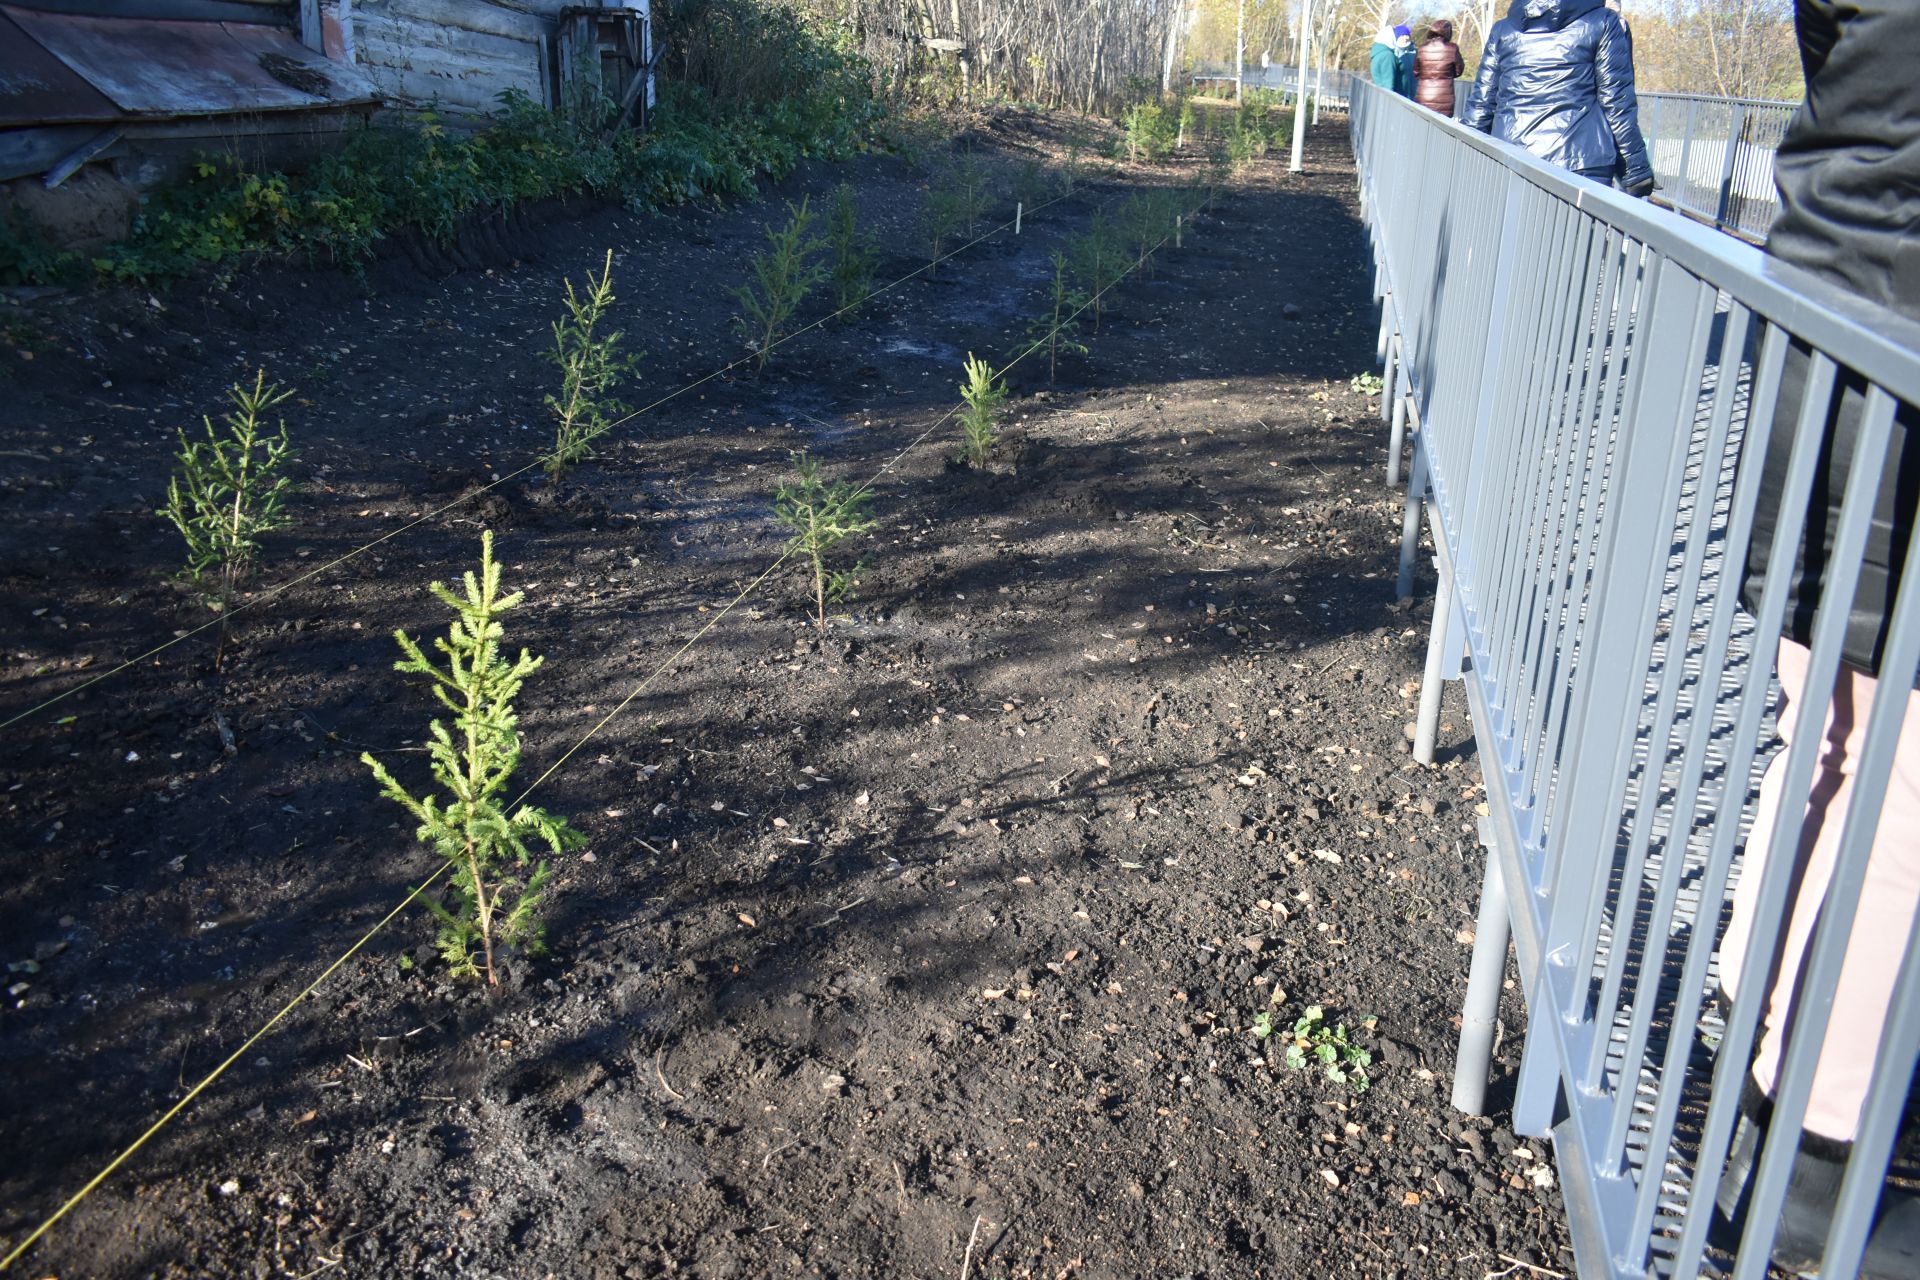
[364,531,584,985]
[732,196,827,370]
[774,451,876,630]
[0,9,882,287]
[545,250,639,477]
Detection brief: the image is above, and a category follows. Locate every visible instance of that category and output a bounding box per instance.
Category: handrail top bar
[1639,90,1801,110]
[1361,83,1920,403]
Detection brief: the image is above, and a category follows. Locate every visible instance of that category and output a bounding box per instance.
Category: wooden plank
[3,0,295,24]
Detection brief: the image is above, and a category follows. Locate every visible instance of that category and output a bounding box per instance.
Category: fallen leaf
[1455,929,1476,944]
[737,913,757,928]
[982,988,1007,1000]
[1320,1169,1340,1188]
[1402,1190,1421,1206]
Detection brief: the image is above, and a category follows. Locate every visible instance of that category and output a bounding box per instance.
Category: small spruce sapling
[827,183,878,312]
[363,532,585,985]
[544,250,639,478]
[774,452,877,630]
[732,196,827,370]
[1027,250,1088,384]
[956,352,1008,469]
[160,369,296,666]
[1068,215,1124,332]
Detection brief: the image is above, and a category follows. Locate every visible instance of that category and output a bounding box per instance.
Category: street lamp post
[1289,0,1312,171]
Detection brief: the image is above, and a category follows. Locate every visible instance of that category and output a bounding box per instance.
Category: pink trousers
[1719,638,1920,1142]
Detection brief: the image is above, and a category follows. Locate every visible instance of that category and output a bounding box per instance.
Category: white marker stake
[1015,202,1023,235]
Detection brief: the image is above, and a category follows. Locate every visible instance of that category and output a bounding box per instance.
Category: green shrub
[5,16,881,287]
[363,531,584,985]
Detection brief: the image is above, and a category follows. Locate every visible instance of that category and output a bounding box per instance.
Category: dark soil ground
[0,110,1568,1278]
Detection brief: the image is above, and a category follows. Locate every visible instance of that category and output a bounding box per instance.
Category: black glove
[1620,170,1656,199]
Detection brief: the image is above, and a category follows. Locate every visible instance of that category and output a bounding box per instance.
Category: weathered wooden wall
[353,0,654,116]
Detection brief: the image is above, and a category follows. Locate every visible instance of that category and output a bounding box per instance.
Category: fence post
[1714,103,1746,231]
[1676,97,1700,220]
[1451,850,1512,1115]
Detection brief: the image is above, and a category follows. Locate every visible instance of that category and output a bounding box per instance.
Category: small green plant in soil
[774,451,877,630]
[1350,370,1385,396]
[1119,192,1167,277]
[956,352,1008,468]
[363,531,585,986]
[544,249,639,477]
[1028,250,1089,384]
[1012,156,1052,209]
[1122,103,1174,162]
[1063,128,1090,193]
[924,181,968,274]
[950,151,995,232]
[733,195,827,370]
[1068,214,1125,332]
[826,182,878,312]
[1254,1004,1374,1093]
[1177,97,1197,151]
[160,370,296,664]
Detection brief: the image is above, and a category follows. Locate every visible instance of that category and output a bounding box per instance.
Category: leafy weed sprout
[1350,370,1385,396]
[1029,250,1088,384]
[544,250,639,477]
[363,531,585,985]
[733,196,827,370]
[160,370,296,665]
[826,183,878,312]
[1253,1004,1374,1093]
[774,451,877,630]
[956,352,1008,468]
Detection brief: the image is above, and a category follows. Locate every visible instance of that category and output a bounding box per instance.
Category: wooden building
[0,0,652,242]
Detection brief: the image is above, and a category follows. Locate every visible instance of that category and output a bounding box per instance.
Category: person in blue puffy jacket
[1461,0,1654,194]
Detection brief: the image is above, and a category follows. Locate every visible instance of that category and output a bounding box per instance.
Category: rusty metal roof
[0,5,377,126]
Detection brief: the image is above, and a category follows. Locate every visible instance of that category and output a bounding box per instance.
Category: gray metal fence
[1638,92,1796,243]
[1351,74,1920,1279]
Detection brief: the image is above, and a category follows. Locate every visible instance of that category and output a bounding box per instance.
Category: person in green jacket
[1370,24,1400,91]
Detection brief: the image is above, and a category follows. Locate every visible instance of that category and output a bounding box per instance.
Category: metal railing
[1350,73,1920,1279]
[1187,63,1351,112]
[1638,92,1797,243]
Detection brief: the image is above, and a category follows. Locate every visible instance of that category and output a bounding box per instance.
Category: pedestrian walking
[1713,2,1920,1276]
[1394,25,1418,97]
[1460,0,1653,193]
[1369,24,1401,93]
[1413,20,1466,116]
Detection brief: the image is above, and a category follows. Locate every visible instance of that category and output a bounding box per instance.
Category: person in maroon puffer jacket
[1413,19,1466,116]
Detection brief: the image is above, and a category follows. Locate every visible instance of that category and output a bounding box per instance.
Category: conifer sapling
[363,531,584,985]
[544,250,639,478]
[774,451,877,630]
[733,196,827,370]
[957,352,1008,469]
[827,183,878,312]
[160,369,296,667]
